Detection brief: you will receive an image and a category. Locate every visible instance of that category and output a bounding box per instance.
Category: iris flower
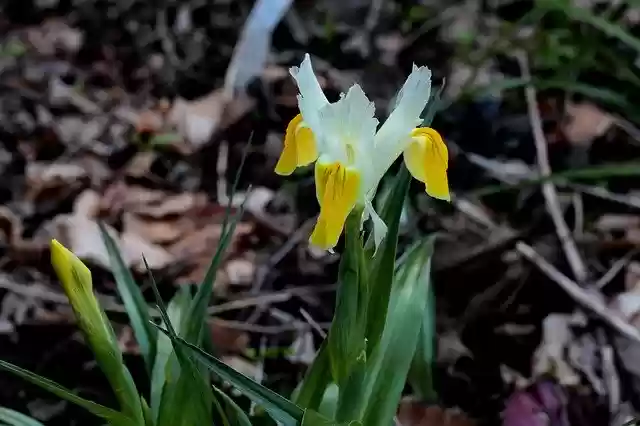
[276,54,449,250]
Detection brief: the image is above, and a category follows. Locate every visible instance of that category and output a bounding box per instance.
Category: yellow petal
[403,127,450,201]
[275,113,318,176]
[310,161,361,249]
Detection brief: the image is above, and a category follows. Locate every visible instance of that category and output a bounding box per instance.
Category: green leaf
[301,409,360,426]
[155,328,304,426]
[0,360,136,426]
[143,259,213,426]
[50,241,144,424]
[408,282,437,401]
[150,286,191,422]
[213,386,253,426]
[100,223,157,374]
[184,138,251,345]
[293,340,331,411]
[326,210,367,387]
[359,237,436,426]
[0,407,45,426]
[334,352,367,423]
[364,166,411,353]
[548,1,640,54]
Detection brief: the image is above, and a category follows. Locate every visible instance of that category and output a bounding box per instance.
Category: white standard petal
[290,54,329,137]
[318,84,378,182]
[372,65,432,177]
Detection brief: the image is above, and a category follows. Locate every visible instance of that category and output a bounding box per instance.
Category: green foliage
[0,407,45,426]
[0,89,442,426]
[451,0,640,121]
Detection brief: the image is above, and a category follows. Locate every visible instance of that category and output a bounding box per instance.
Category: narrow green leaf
[334,353,367,423]
[408,282,437,402]
[155,328,304,426]
[365,166,410,353]
[143,258,213,426]
[150,286,191,421]
[301,409,360,426]
[184,139,251,346]
[213,385,253,426]
[0,360,135,426]
[0,407,44,426]
[359,237,436,426]
[326,210,366,387]
[293,340,331,411]
[551,1,640,54]
[184,205,243,343]
[100,223,157,374]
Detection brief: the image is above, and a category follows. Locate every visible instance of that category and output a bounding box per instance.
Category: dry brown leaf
[52,214,116,269]
[122,212,183,245]
[125,152,157,178]
[398,399,475,426]
[135,110,163,134]
[120,231,172,271]
[168,89,254,151]
[103,183,253,285]
[25,161,87,204]
[26,19,83,55]
[594,214,640,232]
[225,256,255,286]
[210,320,250,354]
[563,102,613,145]
[532,314,580,386]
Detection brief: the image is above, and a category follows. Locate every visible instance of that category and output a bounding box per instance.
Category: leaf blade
[0,360,135,426]
[100,223,157,374]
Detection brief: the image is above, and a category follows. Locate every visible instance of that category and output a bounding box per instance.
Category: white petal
[290,54,328,136]
[372,65,432,175]
[364,198,388,254]
[318,84,378,170]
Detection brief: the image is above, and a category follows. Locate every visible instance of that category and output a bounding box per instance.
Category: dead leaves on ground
[398,399,475,426]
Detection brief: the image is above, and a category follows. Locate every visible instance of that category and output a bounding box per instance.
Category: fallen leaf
[563,102,613,145]
[125,152,157,178]
[102,183,253,285]
[52,214,115,269]
[398,398,476,426]
[120,231,172,271]
[168,90,254,152]
[594,214,640,232]
[27,19,83,55]
[25,161,88,206]
[532,314,580,386]
[122,212,183,245]
[210,320,250,354]
[225,256,255,286]
[168,91,229,149]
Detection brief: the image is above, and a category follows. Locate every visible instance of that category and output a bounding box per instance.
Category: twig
[251,218,316,292]
[213,318,330,334]
[207,284,336,315]
[595,249,639,290]
[449,200,640,343]
[517,52,588,284]
[299,308,327,338]
[516,241,640,343]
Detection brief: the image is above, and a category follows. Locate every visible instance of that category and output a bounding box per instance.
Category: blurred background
[1,0,640,425]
